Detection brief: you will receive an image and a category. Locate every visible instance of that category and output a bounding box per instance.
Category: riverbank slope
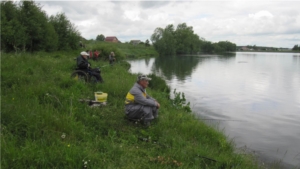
[1,51,262,168]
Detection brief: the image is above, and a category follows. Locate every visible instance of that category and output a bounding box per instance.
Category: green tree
[151,23,203,56]
[151,27,163,44]
[42,21,58,52]
[1,0,58,52]
[253,45,257,50]
[19,1,56,52]
[49,13,81,50]
[201,41,214,53]
[213,43,224,53]
[145,39,150,47]
[189,33,201,54]
[151,27,164,55]
[1,0,80,52]
[151,24,176,56]
[151,23,235,55]
[162,24,176,56]
[174,23,196,54]
[174,23,203,54]
[96,34,105,41]
[1,1,26,52]
[216,41,236,52]
[67,23,81,50]
[292,44,299,51]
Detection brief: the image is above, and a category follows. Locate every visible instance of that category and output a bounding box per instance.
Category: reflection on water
[152,56,204,81]
[127,52,300,168]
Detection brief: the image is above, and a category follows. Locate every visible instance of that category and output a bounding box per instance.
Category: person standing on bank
[93,50,100,61]
[77,51,104,83]
[109,51,115,65]
[125,74,160,126]
[89,50,93,59]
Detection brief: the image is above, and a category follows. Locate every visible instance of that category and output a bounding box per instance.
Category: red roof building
[105,36,119,43]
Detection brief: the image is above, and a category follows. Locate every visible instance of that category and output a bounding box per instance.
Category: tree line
[1,0,82,52]
[292,45,300,51]
[150,23,236,56]
[96,34,105,41]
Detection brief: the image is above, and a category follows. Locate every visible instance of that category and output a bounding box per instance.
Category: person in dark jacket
[125,74,160,126]
[77,51,104,83]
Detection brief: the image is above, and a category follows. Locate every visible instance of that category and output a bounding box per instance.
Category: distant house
[105,36,119,43]
[130,40,141,45]
[241,46,249,51]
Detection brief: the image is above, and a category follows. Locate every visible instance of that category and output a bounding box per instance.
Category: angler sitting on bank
[125,74,160,126]
[77,51,104,83]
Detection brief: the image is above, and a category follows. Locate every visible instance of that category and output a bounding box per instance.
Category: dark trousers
[82,68,104,83]
[91,68,104,82]
[90,71,103,82]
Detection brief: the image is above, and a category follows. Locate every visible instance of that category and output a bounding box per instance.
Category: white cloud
[148,12,169,22]
[248,10,274,19]
[38,1,300,48]
[124,10,141,21]
[41,4,63,16]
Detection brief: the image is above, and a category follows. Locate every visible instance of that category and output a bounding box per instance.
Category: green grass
[85,41,159,59]
[1,51,265,168]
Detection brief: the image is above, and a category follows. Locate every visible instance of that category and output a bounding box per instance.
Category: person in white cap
[124,74,160,126]
[76,51,104,83]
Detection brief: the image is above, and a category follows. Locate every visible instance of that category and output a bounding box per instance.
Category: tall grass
[86,41,159,59]
[1,52,263,168]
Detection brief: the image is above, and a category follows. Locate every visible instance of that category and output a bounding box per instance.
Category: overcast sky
[38,0,300,48]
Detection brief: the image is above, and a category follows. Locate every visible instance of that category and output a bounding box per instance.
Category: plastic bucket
[94,92,108,102]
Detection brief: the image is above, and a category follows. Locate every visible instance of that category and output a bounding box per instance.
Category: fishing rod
[199,119,247,122]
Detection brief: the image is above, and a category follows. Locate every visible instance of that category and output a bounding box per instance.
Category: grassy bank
[85,41,159,59]
[1,51,262,168]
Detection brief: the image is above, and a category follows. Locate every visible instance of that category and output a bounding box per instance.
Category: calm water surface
[127,52,300,168]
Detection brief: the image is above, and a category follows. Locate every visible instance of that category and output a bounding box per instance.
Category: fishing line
[198,118,247,122]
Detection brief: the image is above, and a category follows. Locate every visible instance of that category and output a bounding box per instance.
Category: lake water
[127,52,300,168]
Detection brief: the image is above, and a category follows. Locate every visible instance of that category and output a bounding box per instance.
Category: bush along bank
[1,52,262,168]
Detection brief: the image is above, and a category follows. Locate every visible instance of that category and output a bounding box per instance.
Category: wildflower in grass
[82,160,90,168]
[61,133,66,139]
[68,144,70,147]
[12,98,14,100]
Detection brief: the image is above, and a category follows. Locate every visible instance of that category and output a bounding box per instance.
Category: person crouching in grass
[125,74,160,126]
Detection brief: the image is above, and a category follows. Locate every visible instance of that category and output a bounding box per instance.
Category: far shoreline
[177,51,300,57]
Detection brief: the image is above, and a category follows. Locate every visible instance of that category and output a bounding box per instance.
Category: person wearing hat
[77,51,104,83]
[125,74,160,126]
